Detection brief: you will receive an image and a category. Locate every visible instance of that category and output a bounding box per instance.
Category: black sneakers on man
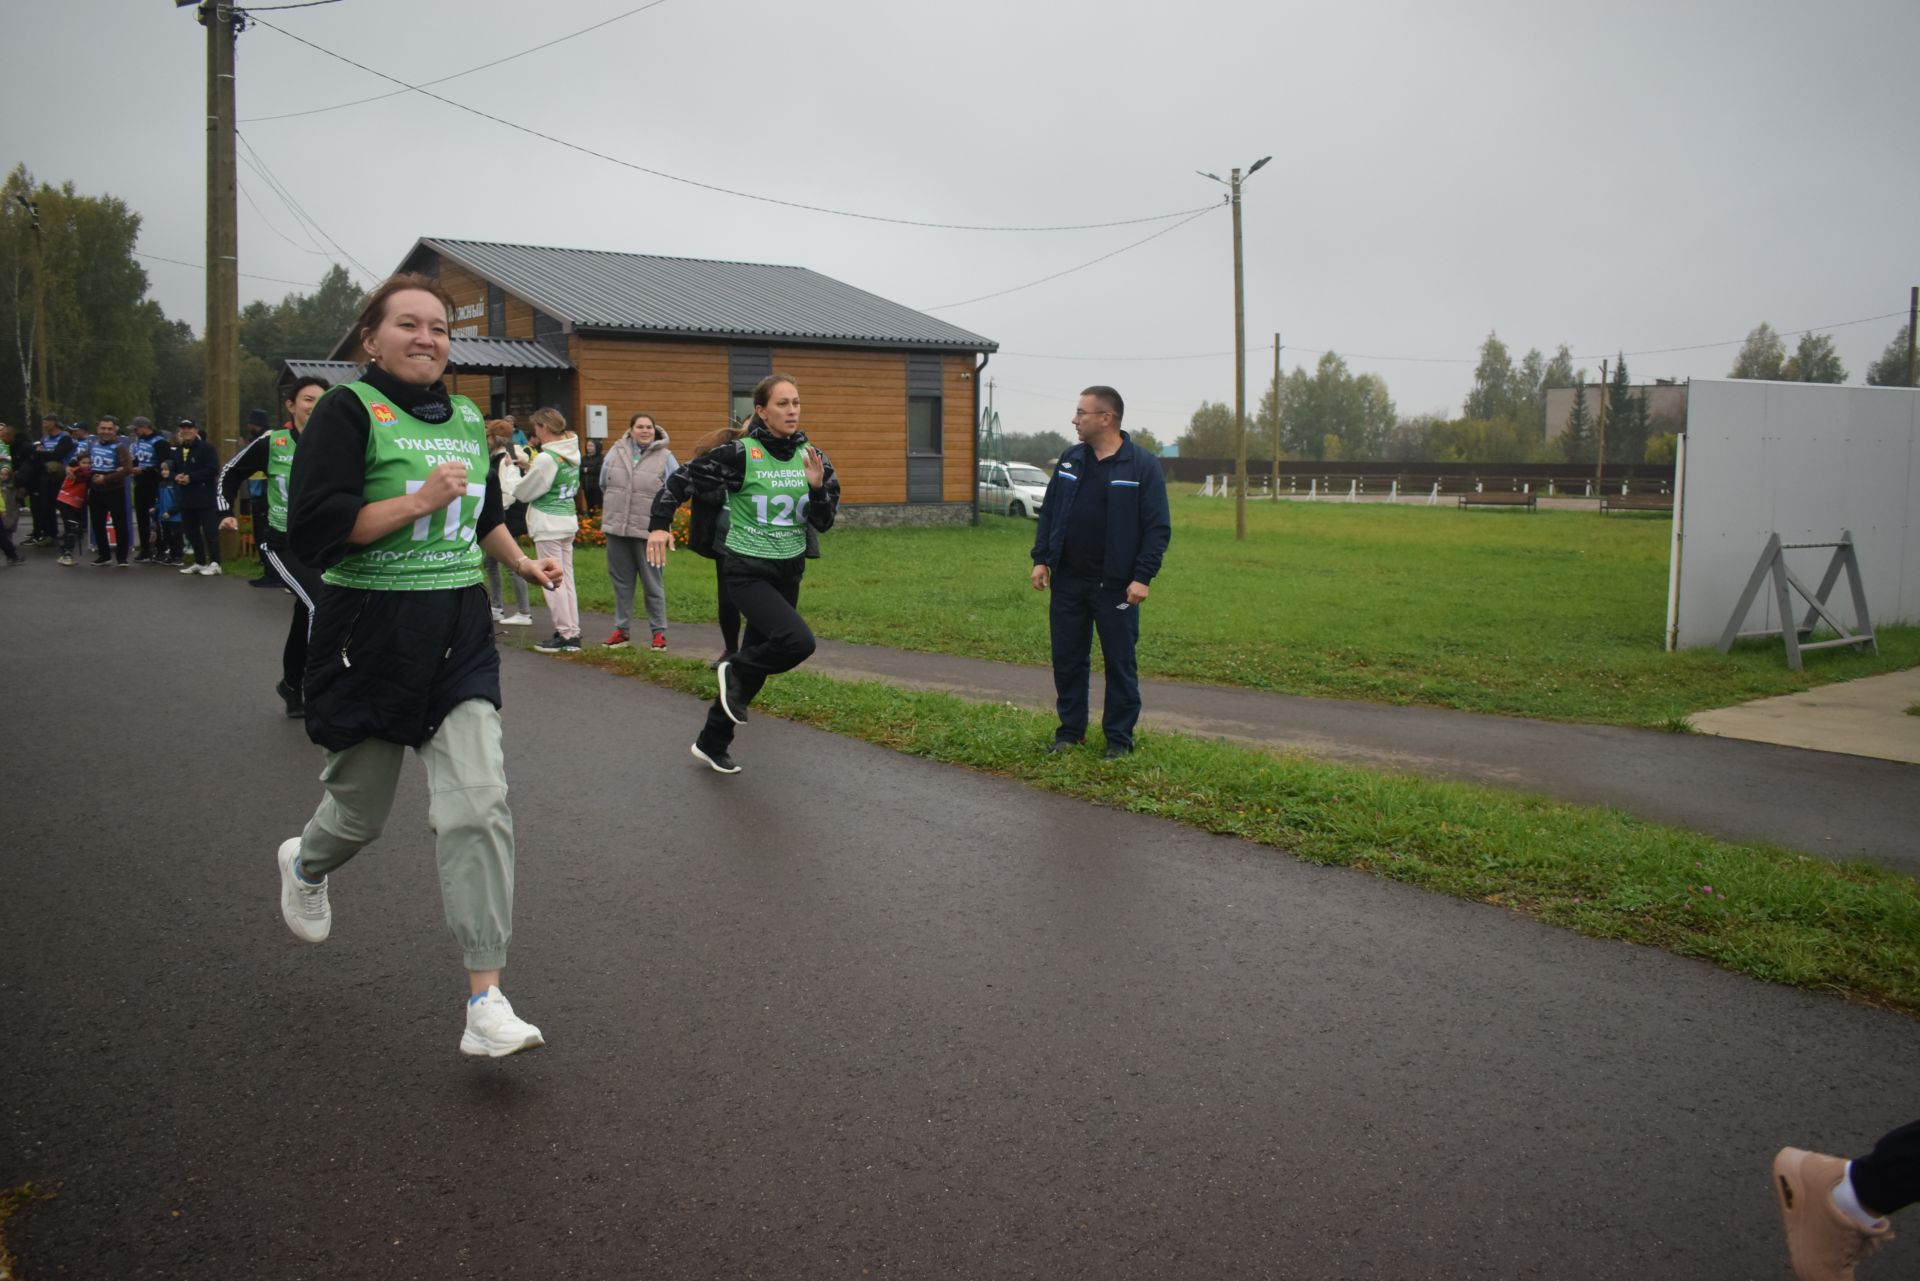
[690,742,741,774]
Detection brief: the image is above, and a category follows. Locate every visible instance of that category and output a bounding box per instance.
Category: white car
[977,460,1050,519]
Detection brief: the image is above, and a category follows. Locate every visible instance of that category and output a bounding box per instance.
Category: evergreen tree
[1605,354,1650,464]
[1560,377,1592,462]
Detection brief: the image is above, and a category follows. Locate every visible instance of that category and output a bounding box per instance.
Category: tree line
[2,164,362,431]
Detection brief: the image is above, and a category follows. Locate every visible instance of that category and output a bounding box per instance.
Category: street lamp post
[1200,156,1270,541]
[14,194,48,420]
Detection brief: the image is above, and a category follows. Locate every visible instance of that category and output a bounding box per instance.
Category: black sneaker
[690,742,741,774]
[275,680,304,719]
[1043,738,1082,755]
[716,660,748,725]
[534,633,567,653]
[133,550,153,563]
[91,554,111,566]
[557,635,582,653]
[1103,743,1134,760]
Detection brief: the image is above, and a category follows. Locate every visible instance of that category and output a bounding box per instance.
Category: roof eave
[573,324,997,355]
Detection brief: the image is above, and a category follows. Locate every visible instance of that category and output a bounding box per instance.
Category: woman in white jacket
[513,407,583,653]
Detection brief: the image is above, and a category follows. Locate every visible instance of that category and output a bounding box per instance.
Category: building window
[729,345,772,427]
[907,396,941,453]
[486,284,505,338]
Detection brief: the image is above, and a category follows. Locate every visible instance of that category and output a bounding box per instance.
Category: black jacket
[1030,432,1171,584]
[647,422,839,546]
[288,366,508,752]
[171,439,223,510]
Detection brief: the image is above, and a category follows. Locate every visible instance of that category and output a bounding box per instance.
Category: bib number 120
[751,493,808,527]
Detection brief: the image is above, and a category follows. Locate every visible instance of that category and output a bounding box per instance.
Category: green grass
[557,647,1920,1016]
[570,498,1919,727]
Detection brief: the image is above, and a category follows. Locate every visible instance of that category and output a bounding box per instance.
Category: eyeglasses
[1072,409,1112,419]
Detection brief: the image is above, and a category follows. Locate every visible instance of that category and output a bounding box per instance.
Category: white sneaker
[460,987,546,1058]
[501,612,533,626]
[277,837,331,943]
[200,562,223,576]
[179,562,200,574]
[491,605,504,621]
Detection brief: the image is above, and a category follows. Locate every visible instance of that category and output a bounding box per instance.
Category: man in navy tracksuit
[1028,385,1171,759]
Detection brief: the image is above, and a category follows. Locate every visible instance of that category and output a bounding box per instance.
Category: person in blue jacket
[1028,386,1171,759]
[170,419,224,575]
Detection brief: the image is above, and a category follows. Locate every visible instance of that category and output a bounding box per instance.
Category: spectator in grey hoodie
[598,412,678,649]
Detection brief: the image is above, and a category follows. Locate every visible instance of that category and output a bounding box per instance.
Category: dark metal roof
[288,336,568,383]
[284,359,364,382]
[447,337,571,371]
[421,238,998,353]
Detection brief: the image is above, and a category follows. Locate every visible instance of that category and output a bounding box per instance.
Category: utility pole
[1270,332,1281,499]
[1907,286,1917,387]
[198,0,242,558]
[1595,357,1609,501]
[1199,155,1269,541]
[13,194,48,420]
[1231,166,1248,536]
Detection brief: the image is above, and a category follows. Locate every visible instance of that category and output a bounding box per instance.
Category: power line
[234,131,376,280]
[240,0,672,123]
[920,204,1223,312]
[135,251,323,289]
[237,0,343,9]
[237,173,334,257]
[246,14,1222,234]
[1572,312,1906,363]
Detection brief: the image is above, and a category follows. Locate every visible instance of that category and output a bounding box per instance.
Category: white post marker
[1427,481,1439,506]
[1390,479,1398,503]
[1347,479,1357,502]
[1308,478,1317,501]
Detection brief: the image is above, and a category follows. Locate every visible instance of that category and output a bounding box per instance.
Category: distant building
[1543,382,1688,440]
[308,237,998,526]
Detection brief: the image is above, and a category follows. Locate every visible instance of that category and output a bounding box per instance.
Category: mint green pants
[298,699,514,970]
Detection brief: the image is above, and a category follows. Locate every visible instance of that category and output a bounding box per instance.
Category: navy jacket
[172,438,222,510]
[1029,432,1171,584]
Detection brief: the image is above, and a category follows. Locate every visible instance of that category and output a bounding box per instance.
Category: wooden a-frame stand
[1715,531,1876,671]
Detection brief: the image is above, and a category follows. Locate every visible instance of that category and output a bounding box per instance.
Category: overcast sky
[5,0,1917,442]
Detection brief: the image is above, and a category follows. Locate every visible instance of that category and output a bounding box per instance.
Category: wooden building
[311,238,999,525]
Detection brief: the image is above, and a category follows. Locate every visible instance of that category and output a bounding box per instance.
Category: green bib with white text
[725,440,810,560]
[322,382,488,591]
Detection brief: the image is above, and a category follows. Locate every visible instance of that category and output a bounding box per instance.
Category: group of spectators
[1,413,226,571]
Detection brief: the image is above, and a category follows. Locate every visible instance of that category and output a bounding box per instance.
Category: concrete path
[1690,666,1920,765]
[4,560,1916,1280]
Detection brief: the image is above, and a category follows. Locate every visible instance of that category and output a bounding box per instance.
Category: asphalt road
[3,561,1916,1279]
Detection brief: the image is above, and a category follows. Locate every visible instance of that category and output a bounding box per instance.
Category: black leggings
[263,541,325,693]
[1853,1120,1920,1216]
[713,556,740,653]
[697,553,814,752]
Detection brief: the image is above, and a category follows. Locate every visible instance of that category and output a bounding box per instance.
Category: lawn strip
[560,648,1920,1016]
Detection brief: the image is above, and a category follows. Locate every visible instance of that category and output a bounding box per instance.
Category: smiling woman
[272,271,567,1059]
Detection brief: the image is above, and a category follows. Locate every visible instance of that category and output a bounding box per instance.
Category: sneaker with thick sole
[201,562,223,576]
[534,633,567,653]
[59,553,75,567]
[1773,1147,1893,1281]
[501,612,533,626]
[460,987,546,1058]
[650,630,667,650]
[276,837,331,943]
[558,636,582,653]
[179,561,200,574]
[691,741,742,774]
[603,627,630,649]
[716,660,748,724]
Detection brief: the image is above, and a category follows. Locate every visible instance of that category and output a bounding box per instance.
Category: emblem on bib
[370,403,397,425]
[749,448,763,459]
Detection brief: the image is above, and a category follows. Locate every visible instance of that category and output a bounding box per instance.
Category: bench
[1457,491,1537,511]
[1599,493,1673,514]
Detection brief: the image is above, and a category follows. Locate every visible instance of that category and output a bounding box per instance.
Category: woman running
[646,373,838,774]
[279,272,563,1058]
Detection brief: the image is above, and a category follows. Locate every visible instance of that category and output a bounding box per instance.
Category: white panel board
[1672,379,1920,650]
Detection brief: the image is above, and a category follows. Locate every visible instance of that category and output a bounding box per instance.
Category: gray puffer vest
[599,431,678,539]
